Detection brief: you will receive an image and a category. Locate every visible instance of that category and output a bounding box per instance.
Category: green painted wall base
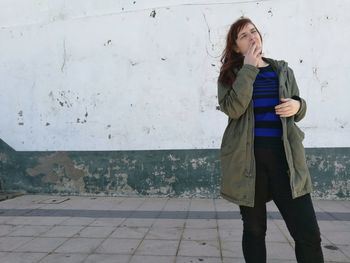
[0,139,349,199]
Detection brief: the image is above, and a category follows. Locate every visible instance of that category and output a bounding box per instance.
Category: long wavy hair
[218,17,262,86]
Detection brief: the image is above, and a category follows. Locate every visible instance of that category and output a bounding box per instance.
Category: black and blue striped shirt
[253,64,282,147]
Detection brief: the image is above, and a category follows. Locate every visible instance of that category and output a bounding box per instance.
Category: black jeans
[239,144,324,263]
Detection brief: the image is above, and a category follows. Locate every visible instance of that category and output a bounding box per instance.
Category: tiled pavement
[0,195,349,263]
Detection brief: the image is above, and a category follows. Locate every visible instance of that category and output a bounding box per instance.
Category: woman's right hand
[243,42,262,67]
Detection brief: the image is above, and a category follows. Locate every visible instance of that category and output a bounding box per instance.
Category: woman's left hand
[275,98,300,117]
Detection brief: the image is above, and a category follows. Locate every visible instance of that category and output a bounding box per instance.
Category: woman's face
[234,23,262,55]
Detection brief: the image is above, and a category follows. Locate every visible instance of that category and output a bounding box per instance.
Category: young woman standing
[217,17,324,263]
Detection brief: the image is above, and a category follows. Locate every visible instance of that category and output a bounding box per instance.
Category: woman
[217,17,324,263]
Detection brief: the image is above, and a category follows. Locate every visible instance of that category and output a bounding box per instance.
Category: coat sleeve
[217,64,259,119]
[287,67,307,122]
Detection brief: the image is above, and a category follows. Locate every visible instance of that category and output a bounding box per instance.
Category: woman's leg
[276,194,324,263]
[239,147,270,263]
[239,204,267,263]
[268,147,324,263]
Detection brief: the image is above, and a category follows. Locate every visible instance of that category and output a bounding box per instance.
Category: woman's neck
[257,59,269,68]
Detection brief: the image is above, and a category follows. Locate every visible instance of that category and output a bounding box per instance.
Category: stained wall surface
[1,0,349,151]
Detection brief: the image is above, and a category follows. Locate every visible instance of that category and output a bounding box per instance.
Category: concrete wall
[0,0,349,198]
[1,0,349,151]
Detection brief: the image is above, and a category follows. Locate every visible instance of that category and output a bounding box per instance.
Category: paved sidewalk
[0,195,349,263]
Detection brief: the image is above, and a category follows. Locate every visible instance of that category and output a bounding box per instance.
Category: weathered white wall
[0,0,349,151]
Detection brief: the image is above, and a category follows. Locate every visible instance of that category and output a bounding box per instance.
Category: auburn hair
[218,17,262,86]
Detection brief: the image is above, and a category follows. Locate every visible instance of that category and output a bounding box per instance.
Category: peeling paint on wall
[26,152,85,193]
[150,10,156,18]
[307,148,350,199]
[1,140,348,199]
[17,110,24,126]
[0,139,222,197]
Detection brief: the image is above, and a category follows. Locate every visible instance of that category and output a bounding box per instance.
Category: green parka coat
[218,57,312,207]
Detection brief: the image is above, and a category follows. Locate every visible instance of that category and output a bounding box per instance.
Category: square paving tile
[137,200,168,210]
[10,216,69,226]
[221,240,243,258]
[182,228,218,241]
[219,228,241,241]
[38,253,87,263]
[89,218,125,227]
[162,199,191,211]
[322,231,350,245]
[145,226,183,240]
[322,243,350,262]
[135,239,179,256]
[84,254,131,263]
[177,256,223,263]
[15,237,66,253]
[336,244,350,260]
[214,199,240,212]
[0,252,8,257]
[95,238,142,254]
[129,255,176,263]
[185,219,217,229]
[0,237,33,252]
[41,225,84,237]
[338,201,350,210]
[0,224,22,236]
[110,226,149,239]
[222,258,245,263]
[59,217,97,226]
[178,240,220,257]
[0,252,47,263]
[217,219,242,229]
[75,226,116,238]
[120,218,155,227]
[0,217,13,224]
[8,225,51,237]
[189,199,215,211]
[318,221,350,232]
[151,219,186,228]
[54,238,104,254]
[315,200,350,212]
